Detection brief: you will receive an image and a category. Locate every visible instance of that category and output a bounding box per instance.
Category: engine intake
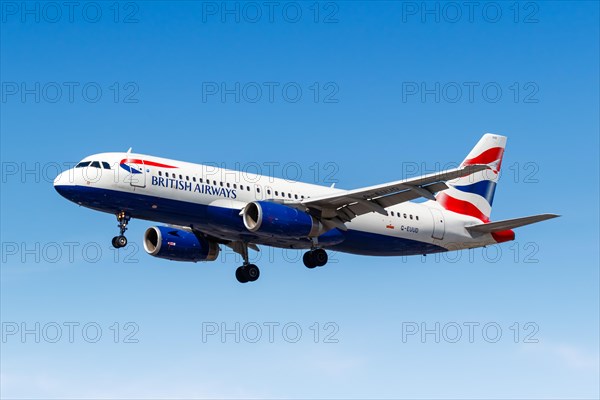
[242,201,323,238]
[143,226,219,262]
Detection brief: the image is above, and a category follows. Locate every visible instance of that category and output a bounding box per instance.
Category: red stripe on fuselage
[436,192,489,222]
[120,159,178,168]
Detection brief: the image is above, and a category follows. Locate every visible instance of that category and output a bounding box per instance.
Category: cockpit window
[101,162,111,169]
[90,161,101,168]
[76,161,91,168]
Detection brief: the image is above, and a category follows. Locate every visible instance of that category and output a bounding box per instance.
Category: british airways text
[151,176,237,199]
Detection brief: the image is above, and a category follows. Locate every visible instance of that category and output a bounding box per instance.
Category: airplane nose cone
[53,172,62,186]
[54,170,72,198]
[54,170,65,186]
[54,169,86,205]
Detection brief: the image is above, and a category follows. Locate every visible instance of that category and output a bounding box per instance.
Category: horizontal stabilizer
[466,214,560,233]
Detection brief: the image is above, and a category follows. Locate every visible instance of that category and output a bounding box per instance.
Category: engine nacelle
[143,226,219,262]
[242,201,323,238]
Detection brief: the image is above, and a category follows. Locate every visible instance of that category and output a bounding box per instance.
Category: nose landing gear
[112,211,130,248]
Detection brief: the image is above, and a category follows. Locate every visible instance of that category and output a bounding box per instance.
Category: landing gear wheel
[303,249,328,268]
[303,251,317,269]
[235,267,249,283]
[116,235,127,248]
[246,264,260,282]
[112,235,128,248]
[234,243,261,283]
[314,248,328,267]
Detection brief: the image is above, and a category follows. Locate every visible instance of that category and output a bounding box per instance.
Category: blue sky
[1,1,598,398]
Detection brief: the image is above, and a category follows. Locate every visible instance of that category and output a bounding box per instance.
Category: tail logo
[436,134,506,222]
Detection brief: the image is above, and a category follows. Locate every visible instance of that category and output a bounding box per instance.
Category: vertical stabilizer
[436,134,506,222]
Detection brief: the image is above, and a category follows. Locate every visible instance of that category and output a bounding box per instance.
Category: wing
[291,164,490,230]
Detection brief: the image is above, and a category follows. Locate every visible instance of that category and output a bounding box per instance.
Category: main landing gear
[303,248,328,269]
[111,211,130,249]
[235,243,260,283]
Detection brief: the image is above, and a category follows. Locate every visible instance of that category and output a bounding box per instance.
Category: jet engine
[242,201,323,238]
[143,226,219,262]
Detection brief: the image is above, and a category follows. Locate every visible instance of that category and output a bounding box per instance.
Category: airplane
[53,134,558,283]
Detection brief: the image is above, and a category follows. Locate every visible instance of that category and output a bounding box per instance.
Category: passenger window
[403,213,407,218]
[199,178,203,183]
[158,171,162,176]
[410,215,413,220]
[101,162,111,169]
[246,186,250,191]
[186,176,189,181]
[75,161,91,168]
[220,182,223,187]
[233,184,237,189]
[275,191,279,196]
[179,175,183,179]
[288,193,292,198]
[391,211,395,216]
[172,173,176,178]
[301,195,305,199]
[213,181,217,186]
[227,182,230,188]
[416,216,419,221]
[295,194,298,199]
[257,187,261,193]
[193,177,196,182]
[90,161,101,168]
[267,189,271,195]
[282,192,286,197]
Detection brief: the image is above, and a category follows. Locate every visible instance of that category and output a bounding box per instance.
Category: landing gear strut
[235,242,260,283]
[112,211,130,248]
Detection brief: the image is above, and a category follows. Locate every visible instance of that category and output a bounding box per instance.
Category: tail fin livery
[436,134,506,222]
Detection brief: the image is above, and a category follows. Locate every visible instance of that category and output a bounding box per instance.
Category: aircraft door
[429,208,445,240]
[124,158,146,188]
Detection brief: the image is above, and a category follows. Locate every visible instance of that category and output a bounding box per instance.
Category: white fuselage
[54,152,499,256]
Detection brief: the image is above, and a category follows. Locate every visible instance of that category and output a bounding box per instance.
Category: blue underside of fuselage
[54,185,447,256]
